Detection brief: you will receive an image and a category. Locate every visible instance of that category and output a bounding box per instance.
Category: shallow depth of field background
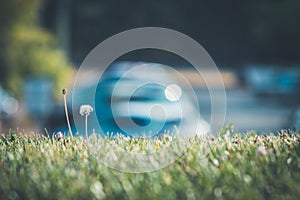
[0,0,300,134]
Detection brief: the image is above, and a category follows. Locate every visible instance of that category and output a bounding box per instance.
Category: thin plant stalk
[63,89,73,138]
[85,114,88,141]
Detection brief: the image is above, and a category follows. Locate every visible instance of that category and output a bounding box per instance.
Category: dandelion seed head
[80,105,93,116]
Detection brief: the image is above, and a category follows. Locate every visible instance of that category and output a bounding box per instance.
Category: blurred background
[0,0,300,134]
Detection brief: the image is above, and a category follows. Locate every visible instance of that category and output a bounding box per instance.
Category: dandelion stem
[85,114,88,141]
[79,104,93,141]
[63,89,73,138]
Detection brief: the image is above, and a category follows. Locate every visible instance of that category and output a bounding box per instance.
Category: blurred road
[179,69,292,133]
[195,88,290,133]
[71,67,294,134]
[14,67,293,135]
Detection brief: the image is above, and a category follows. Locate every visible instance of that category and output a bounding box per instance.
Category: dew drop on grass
[90,181,105,200]
[214,187,222,198]
[244,174,252,183]
[287,157,293,165]
[212,158,219,167]
[7,152,14,161]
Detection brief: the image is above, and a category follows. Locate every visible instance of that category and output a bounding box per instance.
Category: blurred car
[73,62,209,137]
[244,66,300,97]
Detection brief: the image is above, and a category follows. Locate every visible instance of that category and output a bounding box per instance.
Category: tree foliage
[0,0,74,98]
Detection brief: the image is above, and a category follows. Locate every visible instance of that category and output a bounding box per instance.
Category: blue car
[72,62,209,137]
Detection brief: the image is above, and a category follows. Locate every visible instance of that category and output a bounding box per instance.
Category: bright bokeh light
[164,84,182,102]
[2,97,19,115]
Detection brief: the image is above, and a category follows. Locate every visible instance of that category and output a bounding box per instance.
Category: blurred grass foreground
[1,129,300,199]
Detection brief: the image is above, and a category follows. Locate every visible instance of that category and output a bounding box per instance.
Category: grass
[0,128,300,200]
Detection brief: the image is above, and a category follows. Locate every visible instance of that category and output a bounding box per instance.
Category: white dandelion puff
[80,105,94,116]
[80,104,93,141]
